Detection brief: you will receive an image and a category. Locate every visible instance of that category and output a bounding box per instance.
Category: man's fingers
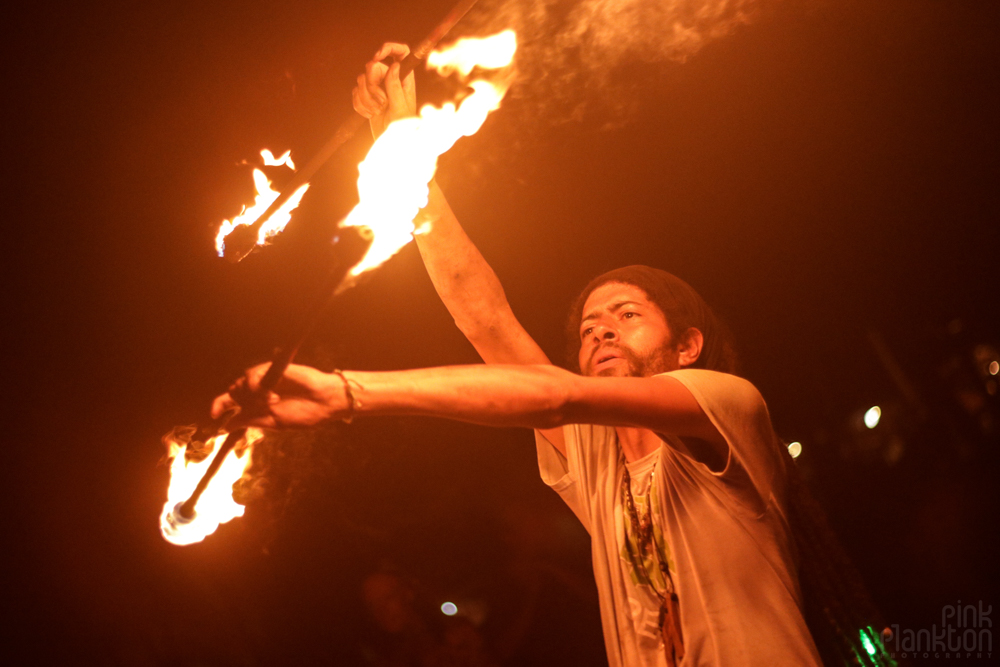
[373,42,410,63]
[219,363,278,411]
[364,59,389,103]
[210,363,341,431]
[401,67,416,109]
[353,78,379,119]
[245,363,272,390]
[228,376,250,402]
[352,86,372,118]
[213,386,278,429]
[211,393,238,420]
[357,42,413,128]
[229,383,266,419]
[384,62,412,116]
[227,411,278,431]
[356,74,383,116]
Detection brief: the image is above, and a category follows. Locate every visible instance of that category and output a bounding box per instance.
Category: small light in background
[863,406,882,429]
[441,602,458,616]
[859,627,878,658]
[973,344,1000,379]
[787,441,803,459]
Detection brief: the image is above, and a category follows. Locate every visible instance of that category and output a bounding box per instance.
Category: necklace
[621,451,685,666]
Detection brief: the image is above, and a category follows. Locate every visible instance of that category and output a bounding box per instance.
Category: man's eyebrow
[581,300,643,324]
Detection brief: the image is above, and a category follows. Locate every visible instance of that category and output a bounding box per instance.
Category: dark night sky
[7,0,998,664]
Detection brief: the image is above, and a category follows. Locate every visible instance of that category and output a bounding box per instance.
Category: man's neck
[616,426,663,463]
[614,363,682,462]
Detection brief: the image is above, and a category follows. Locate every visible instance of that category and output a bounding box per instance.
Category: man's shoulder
[657,368,764,409]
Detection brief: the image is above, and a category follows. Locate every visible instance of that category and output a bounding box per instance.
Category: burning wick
[214,149,309,258]
[160,427,263,546]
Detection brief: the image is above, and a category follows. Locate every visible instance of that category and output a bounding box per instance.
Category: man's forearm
[348,364,571,429]
[414,182,549,364]
[416,182,507,324]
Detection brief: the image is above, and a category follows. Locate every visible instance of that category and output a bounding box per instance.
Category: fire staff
[214,43,824,667]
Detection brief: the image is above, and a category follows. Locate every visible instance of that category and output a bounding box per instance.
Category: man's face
[578,282,678,377]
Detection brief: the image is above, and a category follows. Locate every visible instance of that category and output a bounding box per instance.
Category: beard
[587,342,676,378]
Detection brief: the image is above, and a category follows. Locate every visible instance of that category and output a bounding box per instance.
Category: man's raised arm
[354,42,565,453]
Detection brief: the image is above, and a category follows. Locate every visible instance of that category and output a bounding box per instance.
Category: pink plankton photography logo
[882,601,992,661]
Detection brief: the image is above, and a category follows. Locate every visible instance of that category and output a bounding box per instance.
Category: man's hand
[352,42,416,139]
[211,363,349,429]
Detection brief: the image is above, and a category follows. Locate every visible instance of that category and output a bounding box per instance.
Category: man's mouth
[593,349,622,367]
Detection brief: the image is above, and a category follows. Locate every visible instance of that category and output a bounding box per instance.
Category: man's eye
[582,327,593,337]
[623,312,637,319]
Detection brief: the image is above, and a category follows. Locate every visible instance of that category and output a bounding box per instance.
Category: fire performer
[213,44,824,667]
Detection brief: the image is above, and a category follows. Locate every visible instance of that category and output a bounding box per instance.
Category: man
[214,44,823,666]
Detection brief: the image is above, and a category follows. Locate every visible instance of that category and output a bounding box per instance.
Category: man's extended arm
[213,363,720,445]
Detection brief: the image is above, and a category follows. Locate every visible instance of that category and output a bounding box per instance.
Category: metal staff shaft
[174,226,373,521]
[222,0,481,263]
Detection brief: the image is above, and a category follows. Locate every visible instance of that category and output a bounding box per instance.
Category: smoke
[459,0,761,125]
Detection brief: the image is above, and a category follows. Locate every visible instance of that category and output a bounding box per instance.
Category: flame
[159,428,264,546]
[426,29,517,77]
[261,148,295,169]
[341,30,517,276]
[214,152,309,257]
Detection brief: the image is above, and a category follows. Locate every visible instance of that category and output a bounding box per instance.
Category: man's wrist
[330,370,358,423]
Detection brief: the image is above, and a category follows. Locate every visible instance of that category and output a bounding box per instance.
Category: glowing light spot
[859,627,877,657]
[863,406,881,429]
[787,442,802,459]
[990,360,999,376]
[441,602,458,616]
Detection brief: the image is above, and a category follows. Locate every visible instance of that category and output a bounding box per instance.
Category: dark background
[7,0,998,664]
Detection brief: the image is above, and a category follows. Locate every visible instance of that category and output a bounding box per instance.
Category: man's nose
[592,323,618,342]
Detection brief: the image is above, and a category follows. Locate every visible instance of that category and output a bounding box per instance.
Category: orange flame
[159,428,264,546]
[426,29,517,77]
[261,148,296,169]
[214,150,309,257]
[342,30,517,276]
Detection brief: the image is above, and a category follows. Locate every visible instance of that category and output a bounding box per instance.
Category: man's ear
[677,327,704,368]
